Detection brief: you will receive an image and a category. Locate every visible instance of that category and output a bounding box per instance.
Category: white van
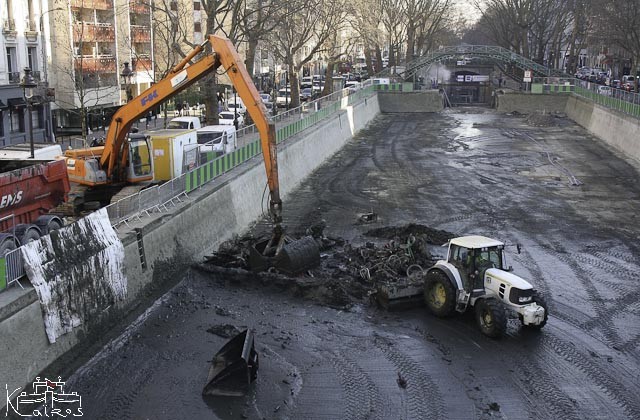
[196,125,237,157]
[226,98,247,115]
[167,116,202,130]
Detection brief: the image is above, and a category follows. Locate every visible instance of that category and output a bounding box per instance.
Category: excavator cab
[127,133,154,183]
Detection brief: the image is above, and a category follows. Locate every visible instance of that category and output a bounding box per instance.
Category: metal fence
[531,77,640,119]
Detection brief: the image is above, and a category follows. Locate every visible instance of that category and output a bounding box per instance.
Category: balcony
[71,0,113,10]
[133,57,153,72]
[130,1,150,15]
[131,25,151,43]
[73,22,115,43]
[2,19,17,41]
[74,55,117,73]
[25,18,38,41]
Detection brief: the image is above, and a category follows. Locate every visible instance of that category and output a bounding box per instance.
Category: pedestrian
[176,101,182,116]
[183,101,189,116]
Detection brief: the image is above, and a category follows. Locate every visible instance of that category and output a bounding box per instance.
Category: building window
[6,47,17,74]
[194,21,201,33]
[27,47,38,72]
[10,109,24,133]
[31,108,40,129]
[193,1,201,10]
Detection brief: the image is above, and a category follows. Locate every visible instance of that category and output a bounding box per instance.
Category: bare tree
[350,0,385,74]
[269,0,350,108]
[403,0,451,62]
[596,0,640,84]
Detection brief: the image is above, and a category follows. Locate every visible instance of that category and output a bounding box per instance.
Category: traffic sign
[523,70,532,82]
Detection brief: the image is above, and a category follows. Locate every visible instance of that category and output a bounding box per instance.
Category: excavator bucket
[202,329,259,397]
[249,235,320,275]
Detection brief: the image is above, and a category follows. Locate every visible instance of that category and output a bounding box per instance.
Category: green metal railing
[530,77,640,119]
[184,84,376,193]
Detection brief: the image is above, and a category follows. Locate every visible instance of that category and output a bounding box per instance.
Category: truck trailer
[0,158,69,255]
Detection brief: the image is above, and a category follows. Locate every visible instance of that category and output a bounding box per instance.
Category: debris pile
[197,223,453,310]
[526,111,564,127]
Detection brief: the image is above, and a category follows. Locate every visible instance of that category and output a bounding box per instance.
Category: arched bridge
[389,45,570,80]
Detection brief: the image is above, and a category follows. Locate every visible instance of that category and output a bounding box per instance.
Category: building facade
[48,0,153,134]
[0,0,53,146]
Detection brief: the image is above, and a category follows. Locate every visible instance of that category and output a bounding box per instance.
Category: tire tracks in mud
[372,334,445,420]
[549,241,625,349]
[541,334,640,419]
[331,352,384,420]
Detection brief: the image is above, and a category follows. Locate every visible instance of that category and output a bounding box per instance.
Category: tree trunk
[405,28,415,63]
[245,35,259,82]
[322,63,332,96]
[365,49,373,77]
[375,46,383,73]
[288,60,300,109]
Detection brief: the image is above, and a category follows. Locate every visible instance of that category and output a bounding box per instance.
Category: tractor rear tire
[522,294,548,330]
[475,298,507,338]
[424,270,456,317]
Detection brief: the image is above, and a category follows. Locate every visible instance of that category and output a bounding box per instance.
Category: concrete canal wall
[0,93,380,408]
[564,95,640,165]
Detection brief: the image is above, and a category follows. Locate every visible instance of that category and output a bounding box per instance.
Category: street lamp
[120,62,134,102]
[20,68,37,159]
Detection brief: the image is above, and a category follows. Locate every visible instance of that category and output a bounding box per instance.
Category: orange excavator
[63,35,319,274]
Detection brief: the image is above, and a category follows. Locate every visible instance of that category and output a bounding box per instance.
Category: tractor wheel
[475,298,507,338]
[46,219,63,233]
[424,270,456,317]
[522,294,549,330]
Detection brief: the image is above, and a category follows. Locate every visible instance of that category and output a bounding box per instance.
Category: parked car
[167,116,202,130]
[259,93,272,103]
[597,86,612,96]
[276,88,292,107]
[345,81,361,92]
[218,111,245,128]
[300,76,313,89]
[300,87,313,102]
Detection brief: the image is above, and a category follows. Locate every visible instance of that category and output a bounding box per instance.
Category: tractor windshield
[475,246,503,270]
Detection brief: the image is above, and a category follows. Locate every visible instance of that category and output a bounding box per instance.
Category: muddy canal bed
[68,110,640,419]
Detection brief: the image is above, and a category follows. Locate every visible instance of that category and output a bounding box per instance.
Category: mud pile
[526,111,564,127]
[196,224,453,310]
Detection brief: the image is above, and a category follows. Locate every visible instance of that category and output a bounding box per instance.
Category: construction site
[1,44,640,420]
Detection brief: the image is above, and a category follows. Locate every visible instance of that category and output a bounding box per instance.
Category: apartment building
[48,0,154,132]
[0,0,52,145]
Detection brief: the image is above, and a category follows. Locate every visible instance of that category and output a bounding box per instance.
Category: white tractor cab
[196,125,237,159]
[168,116,202,130]
[424,236,547,338]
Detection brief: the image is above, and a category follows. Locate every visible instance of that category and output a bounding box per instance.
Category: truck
[0,157,69,255]
[147,129,198,181]
[196,125,237,160]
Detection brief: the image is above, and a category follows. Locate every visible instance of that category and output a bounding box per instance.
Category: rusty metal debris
[201,224,453,311]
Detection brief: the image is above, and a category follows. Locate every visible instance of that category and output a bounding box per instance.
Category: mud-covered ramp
[67,109,640,419]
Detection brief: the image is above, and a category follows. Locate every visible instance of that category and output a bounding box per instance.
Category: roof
[198,125,234,133]
[449,236,504,249]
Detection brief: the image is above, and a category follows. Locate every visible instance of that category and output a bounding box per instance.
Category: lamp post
[120,62,134,103]
[20,68,37,159]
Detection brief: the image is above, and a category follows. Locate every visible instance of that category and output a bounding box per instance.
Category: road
[66,108,640,419]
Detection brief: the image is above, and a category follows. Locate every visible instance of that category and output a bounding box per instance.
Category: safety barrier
[0,82,378,292]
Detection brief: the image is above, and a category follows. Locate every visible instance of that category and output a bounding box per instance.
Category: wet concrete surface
[68,108,640,419]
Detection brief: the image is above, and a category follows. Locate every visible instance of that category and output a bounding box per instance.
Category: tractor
[424,236,547,338]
